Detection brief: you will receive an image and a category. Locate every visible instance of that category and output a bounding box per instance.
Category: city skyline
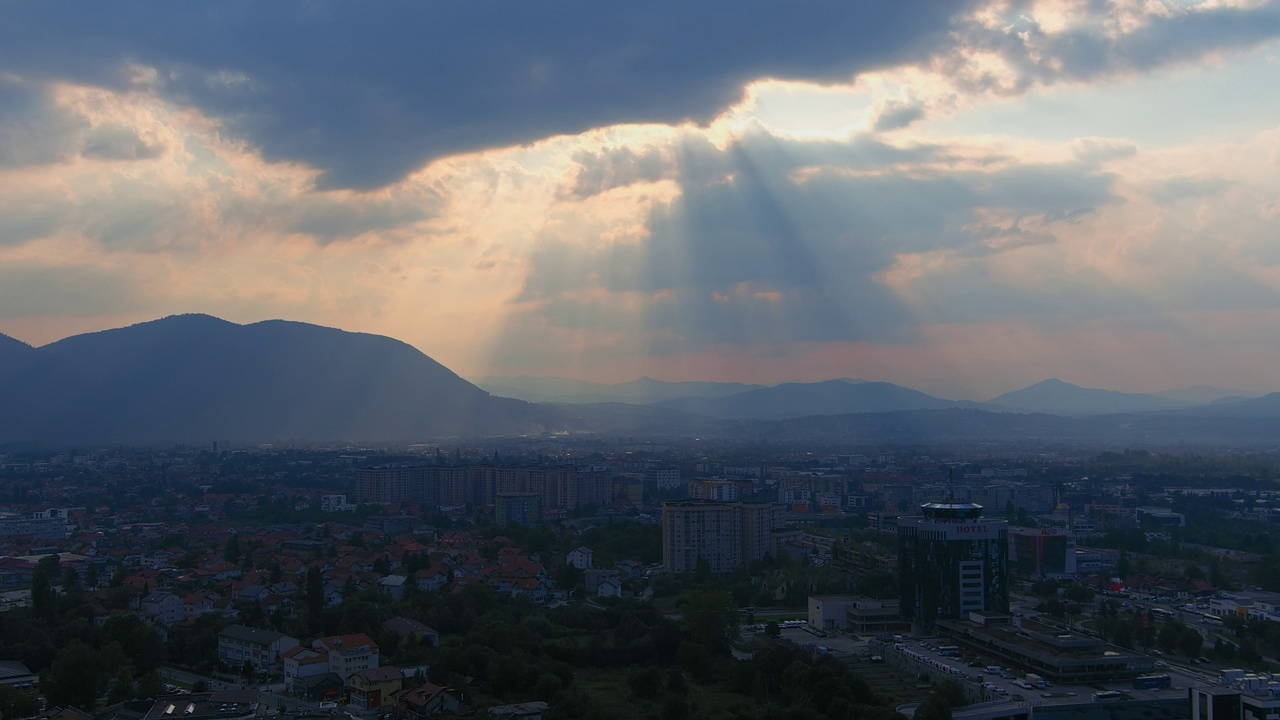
[2,2,1280,400]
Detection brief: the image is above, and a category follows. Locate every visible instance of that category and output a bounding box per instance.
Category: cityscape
[5,1,1280,720]
[4,442,1280,720]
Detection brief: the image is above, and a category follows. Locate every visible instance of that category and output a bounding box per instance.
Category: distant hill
[655,379,959,420]
[720,407,1280,448]
[0,332,33,373]
[474,375,765,404]
[1175,392,1280,418]
[1153,385,1262,404]
[985,379,1191,415]
[0,314,564,444]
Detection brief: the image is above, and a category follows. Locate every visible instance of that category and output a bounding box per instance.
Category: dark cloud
[565,146,673,199]
[517,129,1125,350]
[0,1,980,190]
[873,99,926,131]
[950,2,1280,93]
[0,79,85,167]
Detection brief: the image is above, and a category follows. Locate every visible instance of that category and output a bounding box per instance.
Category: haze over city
[3,1,1280,401]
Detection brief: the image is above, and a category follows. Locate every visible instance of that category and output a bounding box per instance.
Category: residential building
[217,625,300,675]
[347,666,402,710]
[647,468,682,490]
[661,500,777,574]
[566,547,593,570]
[313,633,379,680]
[281,646,331,695]
[320,495,352,512]
[382,617,439,648]
[141,591,185,626]
[397,682,464,720]
[495,492,540,527]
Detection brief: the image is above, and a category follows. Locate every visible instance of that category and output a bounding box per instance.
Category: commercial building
[845,597,911,635]
[898,501,1008,632]
[808,595,856,632]
[495,492,541,527]
[661,500,776,574]
[1008,527,1077,578]
[1189,670,1280,720]
[933,614,1152,683]
[139,690,260,720]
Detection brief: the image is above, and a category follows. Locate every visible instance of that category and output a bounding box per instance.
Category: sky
[1,0,1280,401]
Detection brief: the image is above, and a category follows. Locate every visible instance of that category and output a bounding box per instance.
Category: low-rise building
[217,625,300,675]
[313,633,379,680]
[347,666,402,710]
[808,595,856,632]
[281,646,331,695]
[845,597,910,635]
[142,591,185,626]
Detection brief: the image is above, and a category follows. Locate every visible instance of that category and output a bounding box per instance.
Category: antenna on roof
[948,466,955,501]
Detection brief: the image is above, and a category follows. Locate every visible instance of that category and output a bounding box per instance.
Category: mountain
[1175,392,1280,418]
[474,375,765,404]
[984,379,1191,416]
[0,314,564,443]
[0,332,33,372]
[655,379,959,420]
[719,407,1280,447]
[1153,385,1262,404]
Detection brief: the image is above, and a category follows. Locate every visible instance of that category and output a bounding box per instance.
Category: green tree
[43,639,109,710]
[765,620,781,638]
[306,566,324,617]
[224,534,241,563]
[1158,621,1184,654]
[0,685,41,719]
[629,667,664,699]
[1063,584,1095,604]
[680,590,740,654]
[1179,626,1205,658]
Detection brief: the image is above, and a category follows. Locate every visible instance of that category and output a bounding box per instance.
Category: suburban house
[217,625,300,675]
[140,591,185,626]
[382,617,440,648]
[396,682,464,720]
[566,547,593,570]
[378,575,407,600]
[346,666,402,710]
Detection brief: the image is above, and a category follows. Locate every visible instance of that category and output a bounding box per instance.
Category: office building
[1008,527,1077,577]
[898,501,1008,632]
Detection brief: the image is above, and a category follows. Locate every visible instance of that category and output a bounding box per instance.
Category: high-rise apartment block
[354,465,612,511]
[897,501,1008,633]
[495,492,541,527]
[661,500,777,574]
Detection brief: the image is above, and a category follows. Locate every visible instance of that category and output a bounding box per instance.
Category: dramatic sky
[2,0,1280,400]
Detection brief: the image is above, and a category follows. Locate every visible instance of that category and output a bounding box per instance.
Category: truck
[1026,673,1047,689]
